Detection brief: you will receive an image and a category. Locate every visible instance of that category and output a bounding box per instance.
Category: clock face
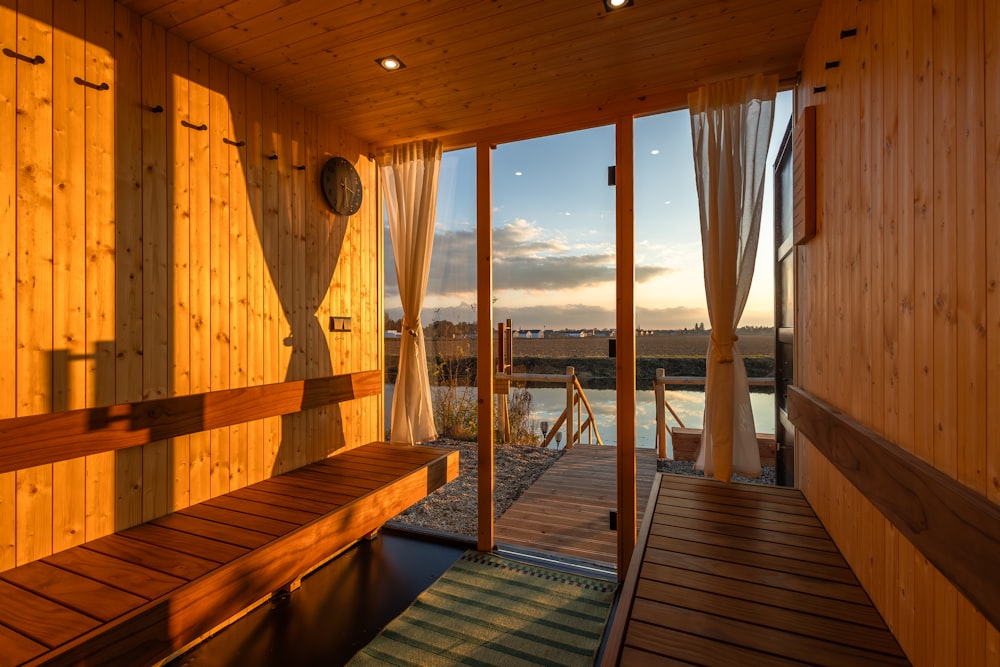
[320,156,364,216]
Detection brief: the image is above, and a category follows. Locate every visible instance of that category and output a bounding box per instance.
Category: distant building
[385,330,402,339]
[514,329,544,339]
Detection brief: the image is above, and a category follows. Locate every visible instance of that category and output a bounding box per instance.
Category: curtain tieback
[402,317,421,338]
[710,333,738,363]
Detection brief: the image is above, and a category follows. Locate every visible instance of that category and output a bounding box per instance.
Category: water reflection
[384,384,774,449]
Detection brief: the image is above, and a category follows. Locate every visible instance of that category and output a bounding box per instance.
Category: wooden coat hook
[149,105,164,113]
[181,120,208,131]
[2,48,44,64]
[73,76,109,91]
[222,138,245,147]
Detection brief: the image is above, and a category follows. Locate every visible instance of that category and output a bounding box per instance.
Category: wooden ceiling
[120,0,822,148]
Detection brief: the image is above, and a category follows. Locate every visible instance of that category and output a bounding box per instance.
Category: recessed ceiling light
[376,55,405,71]
[603,0,634,12]
[650,149,660,155]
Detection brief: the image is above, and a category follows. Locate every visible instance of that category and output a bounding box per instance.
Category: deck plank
[605,474,909,665]
[495,445,656,565]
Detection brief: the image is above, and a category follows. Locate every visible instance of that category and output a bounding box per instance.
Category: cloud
[385,218,678,316]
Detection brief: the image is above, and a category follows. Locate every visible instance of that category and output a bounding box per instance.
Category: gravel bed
[657,458,777,485]
[391,440,776,538]
[390,438,563,537]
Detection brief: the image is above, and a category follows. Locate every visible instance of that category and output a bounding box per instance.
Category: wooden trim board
[0,371,381,473]
[788,385,1000,631]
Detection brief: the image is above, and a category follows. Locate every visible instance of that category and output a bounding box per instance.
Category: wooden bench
[0,372,459,666]
[0,442,457,666]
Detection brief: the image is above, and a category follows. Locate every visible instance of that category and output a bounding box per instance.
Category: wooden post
[615,115,637,579]
[565,366,575,449]
[476,142,495,552]
[655,368,666,459]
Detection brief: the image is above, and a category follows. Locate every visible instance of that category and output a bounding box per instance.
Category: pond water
[384,384,774,449]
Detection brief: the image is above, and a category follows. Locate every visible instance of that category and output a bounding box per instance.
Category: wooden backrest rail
[788,385,1000,631]
[0,370,381,474]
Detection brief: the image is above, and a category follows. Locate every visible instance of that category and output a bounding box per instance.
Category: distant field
[387,333,773,359]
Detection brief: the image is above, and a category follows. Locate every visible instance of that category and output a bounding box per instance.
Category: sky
[384,91,793,331]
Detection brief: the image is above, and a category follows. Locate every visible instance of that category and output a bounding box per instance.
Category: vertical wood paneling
[1,0,381,569]
[187,46,212,504]
[167,31,191,512]
[244,76,264,484]
[956,1,988,661]
[261,85,281,477]
[228,67,248,489]
[987,0,1000,512]
[299,110,322,461]
[0,0,14,571]
[931,4,959,660]
[113,2,144,532]
[983,0,1000,661]
[83,0,116,543]
[208,57,231,497]
[889,0,917,651]
[140,18,170,522]
[859,0,880,600]
[276,95,296,473]
[14,0,54,565]
[798,0,999,664]
[51,0,87,554]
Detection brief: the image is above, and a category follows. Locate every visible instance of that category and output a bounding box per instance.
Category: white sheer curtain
[688,74,777,482]
[378,139,443,444]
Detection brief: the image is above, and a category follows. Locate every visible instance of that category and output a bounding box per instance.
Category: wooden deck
[494,446,657,566]
[604,474,909,666]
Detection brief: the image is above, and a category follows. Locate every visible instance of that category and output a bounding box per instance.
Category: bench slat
[149,513,276,549]
[0,562,146,622]
[43,549,187,601]
[82,534,221,581]
[178,503,299,537]
[204,494,322,525]
[0,624,47,666]
[0,580,99,648]
[119,523,250,565]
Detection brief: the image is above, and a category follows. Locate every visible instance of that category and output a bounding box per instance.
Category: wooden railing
[652,369,775,459]
[495,366,603,449]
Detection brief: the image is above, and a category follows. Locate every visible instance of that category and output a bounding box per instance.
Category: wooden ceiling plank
[246,0,787,88]
[144,0,232,30]
[181,0,360,48]
[268,0,812,109]
[210,0,488,68]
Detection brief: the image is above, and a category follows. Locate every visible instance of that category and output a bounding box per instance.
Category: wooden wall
[0,0,383,570]
[795,0,998,663]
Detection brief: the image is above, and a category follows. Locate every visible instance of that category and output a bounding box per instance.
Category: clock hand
[340,178,355,195]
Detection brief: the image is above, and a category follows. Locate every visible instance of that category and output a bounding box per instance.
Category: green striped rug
[347,551,618,667]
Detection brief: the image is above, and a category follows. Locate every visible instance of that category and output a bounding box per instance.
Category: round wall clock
[320,156,364,216]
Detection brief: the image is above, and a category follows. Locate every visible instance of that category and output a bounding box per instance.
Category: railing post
[566,366,575,449]
[655,368,666,459]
